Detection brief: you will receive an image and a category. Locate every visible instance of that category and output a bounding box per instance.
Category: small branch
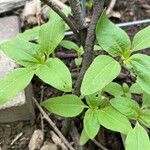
[68,0,87,30]
[92,139,108,150]
[56,51,77,58]
[41,0,78,35]
[40,85,44,133]
[32,97,75,150]
[10,132,23,146]
[74,0,105,95]
[68,0,87,47]
[106,0,117,15]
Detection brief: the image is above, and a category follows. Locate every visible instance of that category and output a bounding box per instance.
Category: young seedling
[0,8,150,150]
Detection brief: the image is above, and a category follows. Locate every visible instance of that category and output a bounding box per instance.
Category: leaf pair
[82,105,132,144]
[104,82,131,98]
[96,10,150,95]
[41,94,132,144]
[110,97,140,120]
[109,97,150,149]
[96,10,150,57]
[0,39,72,94]
[110,96,150,130]
[0,10,71,105]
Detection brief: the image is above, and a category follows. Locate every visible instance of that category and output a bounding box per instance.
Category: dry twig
[10,132,23,146]
[92,139,108,150]
[106,0,117,15]
[32,97,75,150]
[68,0,87,30]
[40,85,44,133]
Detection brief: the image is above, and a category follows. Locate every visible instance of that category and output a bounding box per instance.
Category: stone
[0,0,26,14]
[0,16,19,42]
[28,129,44,150]
[0,16,35,123]
[40,143,58,150]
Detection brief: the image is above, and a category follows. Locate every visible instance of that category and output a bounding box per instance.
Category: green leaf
[103,82,124,97]
[35,58,72,92]
[39,10,65,55]
[75,58,82,66]
[125,123,150,150]
[143,93,150,107]
[129,83,150,109]
[130,83,150,107]
[81,55,121,95]
[60,40,84,56]
[123,83,130,93]
[85,92,109,109]
[0,39,43,67]
[131,25,150,52]
[80,128,90,145]
[127,54,150,94]
[85,92,101,108]
[122,83,131,98]
[94,45,102,51]
[110,97,140,119]
[84,109,100,139]
[17,26,40,42]
[41,95,86,117]
[0,68,34,105]
[130,83,144,94]
[139,109,150,128]
[60,40,79,51]
[98,106,132,134]
[96,10,131,57]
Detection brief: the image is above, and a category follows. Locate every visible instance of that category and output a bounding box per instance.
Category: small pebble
[28,129,44,150]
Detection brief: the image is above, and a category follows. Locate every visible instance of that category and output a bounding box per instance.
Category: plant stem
[68,0,88,47]
[74,0,105,96]
[68,0,87,30]
[41,0,78,35]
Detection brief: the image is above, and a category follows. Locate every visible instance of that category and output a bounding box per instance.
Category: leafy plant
[0,10,72,105]
[0,6,150,150]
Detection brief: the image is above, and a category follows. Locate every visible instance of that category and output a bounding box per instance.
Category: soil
[0,0,150,149]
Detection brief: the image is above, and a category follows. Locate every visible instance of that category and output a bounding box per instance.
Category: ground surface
[0,0,150,149]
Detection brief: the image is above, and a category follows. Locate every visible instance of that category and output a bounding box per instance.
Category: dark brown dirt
[0,0,150,149]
